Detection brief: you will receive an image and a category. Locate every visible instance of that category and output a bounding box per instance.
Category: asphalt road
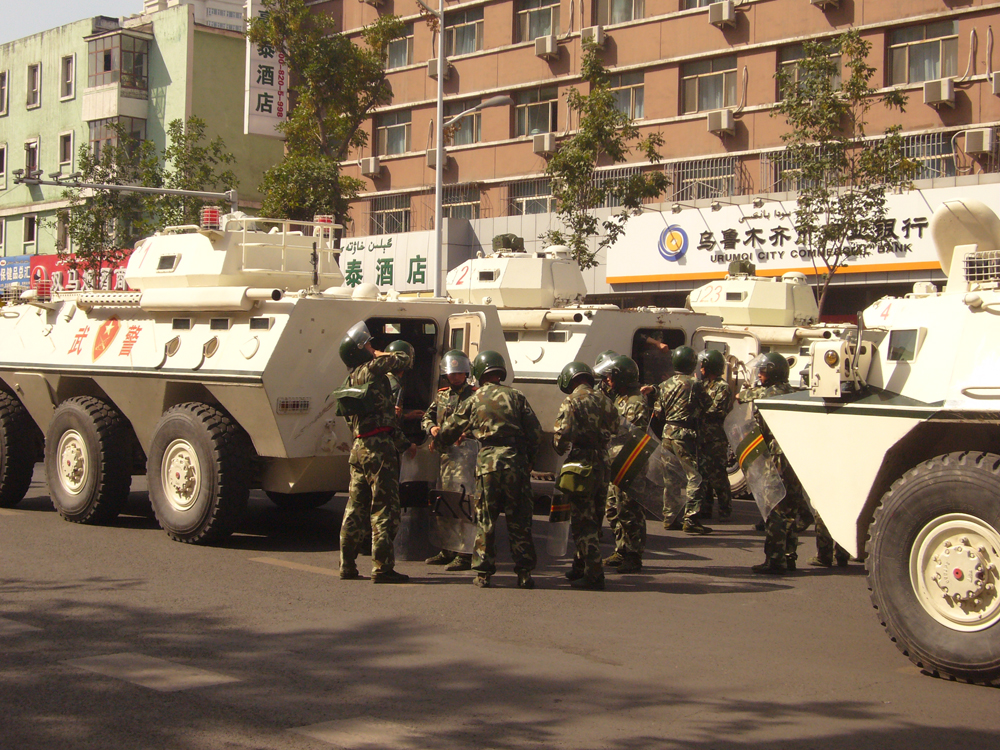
[2,468,997,750]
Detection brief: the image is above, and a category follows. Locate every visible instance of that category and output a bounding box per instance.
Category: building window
[24,140,39,175]
[0,218,5,254]
[610,72,644,119]
[517,0,560,43]
[778,44,841,99]
[516,87,558,136]
[590,166,648,208]
[89,116,146,161]
[445,99,481,146]
[509,179,554,215]
[24,215,38,250]
[890,21,958,85]
[0,71,8,116]
[370,194,411,234]
[88,34,149,90]
[386,24,413,70]
[61,55,75,99]
[682,0,712,8]
[27,63,41,108]
[0,143,6,191]
[59,132,74,171]
[596,0,644,25]
[446,8,484,56]
[902,131,956,180]
[671,156,738,201]
[376,110,411,156]
[682,55,737,114]
[443,184,481,219]
[57,212,70,252]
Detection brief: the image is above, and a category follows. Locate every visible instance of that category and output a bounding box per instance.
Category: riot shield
[644,440,690,524]
[608,427,660,491]
[545,496,572,557]
[724,402,786,519]
[428,440,480,554]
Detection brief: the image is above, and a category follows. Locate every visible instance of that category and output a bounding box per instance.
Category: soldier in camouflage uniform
[436,351,542,589]
[595,355,648,574]
[650,346,712,535]
[337,322,412,584]
[736,352,807,574]
[696,350,734,520]
[553,362,620,590]
[422,350,477,571]
[811,513,850,567]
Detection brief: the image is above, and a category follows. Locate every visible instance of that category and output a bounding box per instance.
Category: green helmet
[472,350,507,382]
[339,321,373,368]
[672,345,697,375]
[595,349,618,368]
[386,340,414,369]
[558,361,595,393]
[594,354,639,389]
[698,349,726,378]
[441,349,471,375]
[757,351,790,384]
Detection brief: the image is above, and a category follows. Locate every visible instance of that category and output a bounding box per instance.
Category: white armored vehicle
[0,211,509,544]
[756,198,1000,685]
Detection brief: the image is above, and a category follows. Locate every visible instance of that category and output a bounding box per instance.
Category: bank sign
[606,184,1000,283]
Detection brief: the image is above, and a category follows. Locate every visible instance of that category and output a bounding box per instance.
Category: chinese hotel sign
[339,231,434,292]
[244,0,288,138]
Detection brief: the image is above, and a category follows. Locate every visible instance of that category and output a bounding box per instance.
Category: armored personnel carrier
[755,198,1000,685]
[0,211,509,544]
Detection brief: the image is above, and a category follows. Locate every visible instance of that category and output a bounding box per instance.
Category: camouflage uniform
[422,381,478,488]
[437,382,542,576]
[697,377,734,518]
[606,387,649,560]
[814,512,850,565]
[340,350,411,576]
[553,383,620,583]
[651,373,704,523]
[737,381,807,568]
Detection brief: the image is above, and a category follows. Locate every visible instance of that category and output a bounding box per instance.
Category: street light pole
[433,0,446,297]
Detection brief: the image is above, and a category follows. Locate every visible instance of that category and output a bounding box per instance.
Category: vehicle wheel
[726,446,747,498]
[0,391,38,508]
[148,403,250,544]
[44,396,131,524]
[868,451,1000,686]
[265,491,334,511]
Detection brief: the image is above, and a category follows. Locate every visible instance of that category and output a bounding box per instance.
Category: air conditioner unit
[535,34,558,60]
[709,1,736,28]
[427,59,450,80]
[707,108,735,135]
[360,156,381,177]
[581,25,605,48]
[923,78,955,108]
[810,0,839,8]
[965,128,994,155]
[532,132,556,155]
[426,148,450,170]
[992,75,1000,97]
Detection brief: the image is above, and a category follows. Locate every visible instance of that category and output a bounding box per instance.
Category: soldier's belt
[355,426,394,439]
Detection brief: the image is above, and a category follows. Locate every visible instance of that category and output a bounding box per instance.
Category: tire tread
[0,392,38,508]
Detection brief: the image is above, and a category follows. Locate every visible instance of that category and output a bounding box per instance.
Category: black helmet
[339,321,373,368]
[595,349,618,368]
[594,354,639,389]
[472,350,507,382]
[698,349,726,377]
[754,352,790,384]
[672,345,697,375]
[558,361,595,394]
[441,349,471,375]
[386,340,414,369]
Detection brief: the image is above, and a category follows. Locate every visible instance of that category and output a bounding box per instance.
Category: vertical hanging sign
[244,0,288,137]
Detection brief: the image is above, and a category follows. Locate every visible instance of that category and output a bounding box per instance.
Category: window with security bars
[376,110,411,156]
[446,8,483,56]
[517,0,560,43]
[370,194,411,234]
[516,87,558,136]
[682,56,737,114]
[443,184,482,220]
[901,132,956,180]
[889,21,958,85]
[777,44,841,100]
[595,0,644,25]
[508,179,554,215]
[682,0,712,9]
[610,72,644,119]
[387,24,414,70]
[671,156,737,201]
[589,166,651,209]
[445,99,481,146]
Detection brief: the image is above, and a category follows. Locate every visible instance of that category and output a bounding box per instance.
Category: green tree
[247,0,403,222]
[773,29,916,316]
[542,40,669,269]
[157,117,237,227]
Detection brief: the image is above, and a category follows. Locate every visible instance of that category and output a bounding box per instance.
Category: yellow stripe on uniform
[614,434,651,485]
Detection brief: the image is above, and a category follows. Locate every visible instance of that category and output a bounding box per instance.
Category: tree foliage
[542,41,669,269]
[158,117,237,227]
[773,29,916,316]
[247,0,403,222]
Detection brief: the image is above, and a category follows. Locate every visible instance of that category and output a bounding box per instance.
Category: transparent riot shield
[608,427,659,492]
[724,402,786,519]
[545,495,572,558]
[428,439,480,554]
[644,440,691,524]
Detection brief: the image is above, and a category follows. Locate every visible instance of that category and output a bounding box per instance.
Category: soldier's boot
[425,550,457,565]
[371,568,410,584]
[445,554,472,571]
[340,565,360,580]
[615,555,643,574]
[473,573,491,588]
[836,553,850,567]
[565,559,585,581]
[517,571,535,590]
[809,555,834,568]
[682,519,713,535]
[754,519,766,532]
[751,559,786,575]
[664,516,684,531]
[785,557,796,572]
[603,551,625,567]
[570,575,606,590]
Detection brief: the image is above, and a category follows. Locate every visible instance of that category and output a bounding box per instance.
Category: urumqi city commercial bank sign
[606,183,1000,283]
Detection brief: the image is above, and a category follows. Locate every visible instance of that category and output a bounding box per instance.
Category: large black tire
[265,490,334,511]
[0,391,38,508]
[147,403,250,544]
[44,396,131,524]
[868,452,1000,686]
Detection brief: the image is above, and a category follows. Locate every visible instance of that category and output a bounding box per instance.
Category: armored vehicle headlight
[823,350,840,367]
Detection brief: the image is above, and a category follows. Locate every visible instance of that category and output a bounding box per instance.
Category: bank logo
[658,225,689,262]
